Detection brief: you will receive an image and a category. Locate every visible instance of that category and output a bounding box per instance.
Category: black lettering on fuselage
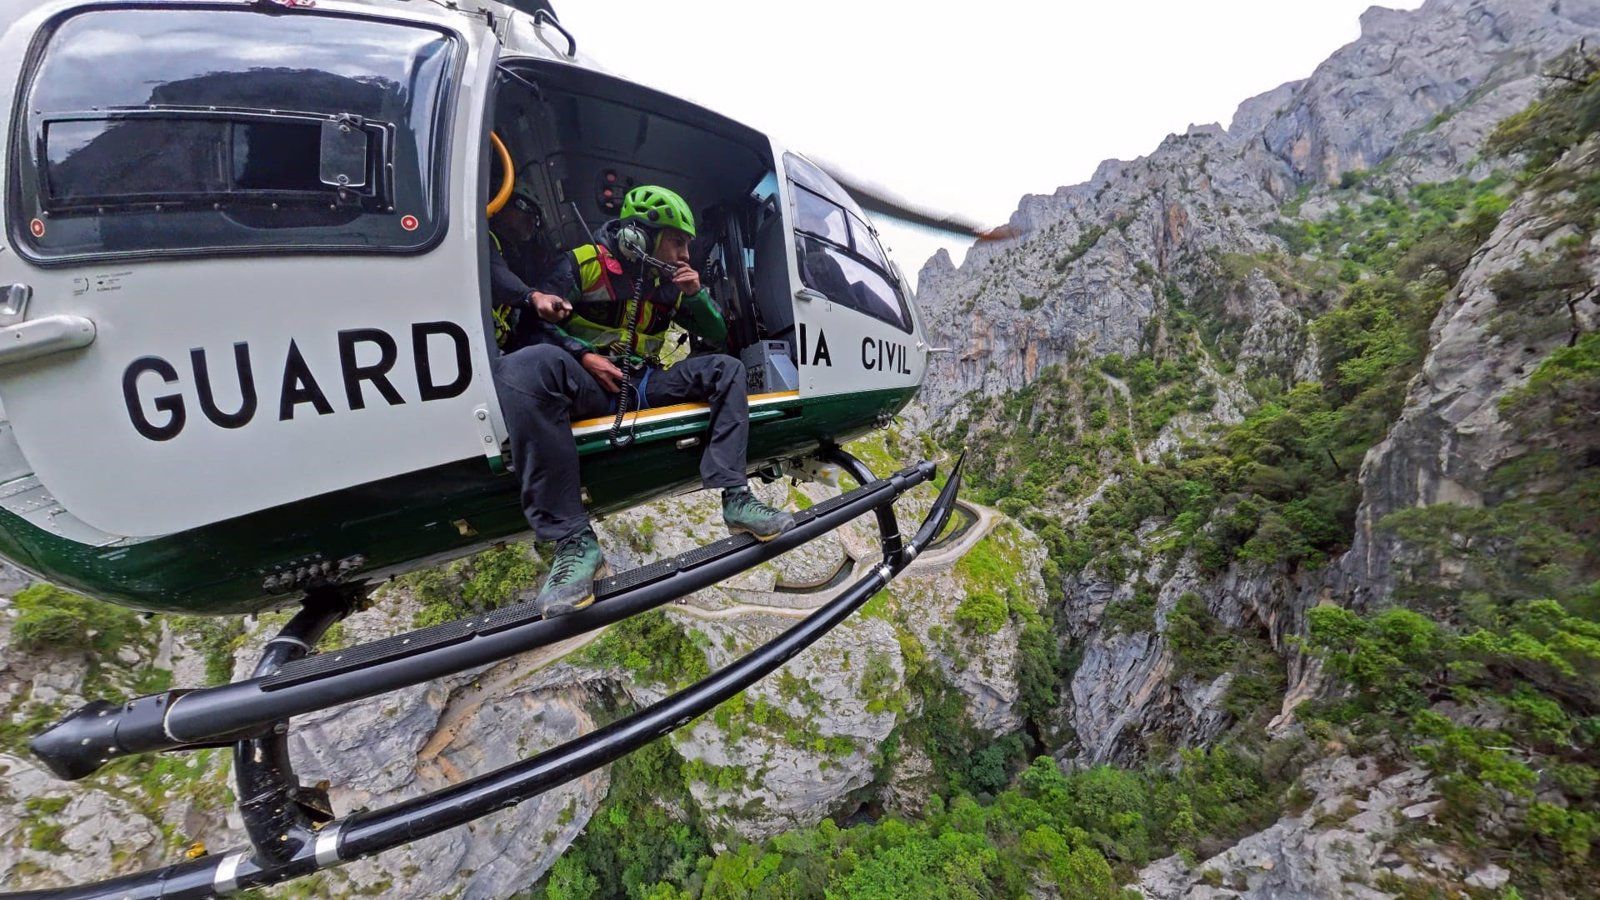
[799,325,833,368]
[123,356,185,441]
[413,321,471,401]
[279,340,335,421]
[191,343,257,429]
[339,329,404,410]
[812,329,832,367]
[120,322,477,441]
[861,336,913,375]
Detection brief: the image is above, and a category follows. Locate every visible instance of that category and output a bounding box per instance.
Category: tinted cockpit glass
[847,212,889,272]
[44,119,331,204]
[796,235,909,332]
[793,187,848,246]
[783,152,910,332]
[783,152,869,221]
[10,9,458,262]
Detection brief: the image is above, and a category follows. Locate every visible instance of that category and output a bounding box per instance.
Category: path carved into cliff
[410,498,1001,777]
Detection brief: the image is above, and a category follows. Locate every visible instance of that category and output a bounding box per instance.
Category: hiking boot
[535,528,607,619]
[722,487,796,541]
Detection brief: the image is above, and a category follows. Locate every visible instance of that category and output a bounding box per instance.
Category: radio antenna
[567,200,599,247]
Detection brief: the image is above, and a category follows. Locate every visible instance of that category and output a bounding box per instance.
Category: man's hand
[580,352,624,393]
[670,263,701,296]
[528,291,572,323]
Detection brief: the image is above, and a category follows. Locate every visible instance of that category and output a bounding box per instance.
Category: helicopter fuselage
[0,0,927,613]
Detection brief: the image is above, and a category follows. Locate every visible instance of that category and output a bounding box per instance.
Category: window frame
[845,210,890,273]
[37,108,394,213]
[6,4,464,267]
[787,180,912,333]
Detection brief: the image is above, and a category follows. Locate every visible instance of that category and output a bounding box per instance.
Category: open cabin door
[0,4,502,538]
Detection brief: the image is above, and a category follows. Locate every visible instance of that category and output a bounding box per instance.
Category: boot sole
[726,523,793,543]
[539,564,610,619]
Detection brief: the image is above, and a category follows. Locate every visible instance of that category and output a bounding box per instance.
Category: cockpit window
[795,235,907,334]
[847,212,889,273]
[9,9,459,263]
[783,153,859,213]
[793,186,848,246]
[43,118,345,206]
[782,153,910,332]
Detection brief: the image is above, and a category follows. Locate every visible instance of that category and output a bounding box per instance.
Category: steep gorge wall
[918,0,1600,771]
[919,0,1598,416]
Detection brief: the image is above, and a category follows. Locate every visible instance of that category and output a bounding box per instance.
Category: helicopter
[0,1,993,897]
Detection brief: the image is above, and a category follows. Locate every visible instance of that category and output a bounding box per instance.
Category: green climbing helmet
[621,185,695,238]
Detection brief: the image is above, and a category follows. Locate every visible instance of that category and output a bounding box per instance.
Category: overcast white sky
[554,0,1425,284]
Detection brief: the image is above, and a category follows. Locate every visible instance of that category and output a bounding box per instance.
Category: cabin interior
[489,60,799,383]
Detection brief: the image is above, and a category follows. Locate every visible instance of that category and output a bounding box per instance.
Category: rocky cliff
[923,0,1597,753]
[919,0,1597,414]
[914,0,1600,895]
[0,451,1049,897]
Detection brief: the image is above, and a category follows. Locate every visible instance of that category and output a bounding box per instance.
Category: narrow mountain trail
[675,499,998,617]
[416,629,608,763]
[414,498,1001,770]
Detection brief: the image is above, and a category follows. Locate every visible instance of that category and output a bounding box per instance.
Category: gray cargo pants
[493,344,750,541]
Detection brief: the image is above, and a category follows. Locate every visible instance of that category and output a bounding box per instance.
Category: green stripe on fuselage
[0,387,915,614]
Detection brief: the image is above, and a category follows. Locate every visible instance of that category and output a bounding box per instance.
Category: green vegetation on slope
[9,582,144,656]
[538,749,1282,900]
[1056,176,1505,586]
[538,739,711,900]
[904,46,1598,898]
[954,527,1061,737]
[1297,50,1600,894]
[401,542,548,629]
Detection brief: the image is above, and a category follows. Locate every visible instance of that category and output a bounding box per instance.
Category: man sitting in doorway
[495,185,795,619]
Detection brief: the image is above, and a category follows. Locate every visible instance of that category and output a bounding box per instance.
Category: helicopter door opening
[488,60,800,397]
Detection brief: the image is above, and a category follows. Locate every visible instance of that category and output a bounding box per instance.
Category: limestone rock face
[0,752,165,890]
[917,123,1281,415]
[0,611,236,892]
[915,0,1598,418]
[1324,137,1600,614]
[1076,136,1597,888]
[0,578,614,900]
[1062,554,1294,766]
[614,479,1046,842]
[287,658,610,899]
[672,611,903,843]
[1258,0,1592,185]
[1135,756,1444,899]
[918,0,1600,777]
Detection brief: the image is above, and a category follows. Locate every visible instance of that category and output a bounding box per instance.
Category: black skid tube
[30,462,933,781]
[5,456,963,900]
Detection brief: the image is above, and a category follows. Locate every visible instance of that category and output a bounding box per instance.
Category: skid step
[30,462,935,781]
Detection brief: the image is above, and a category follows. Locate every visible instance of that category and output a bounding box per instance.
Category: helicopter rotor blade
[809,157,1017,243]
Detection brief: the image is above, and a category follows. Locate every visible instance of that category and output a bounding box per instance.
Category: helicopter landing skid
[10,451,963,900]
